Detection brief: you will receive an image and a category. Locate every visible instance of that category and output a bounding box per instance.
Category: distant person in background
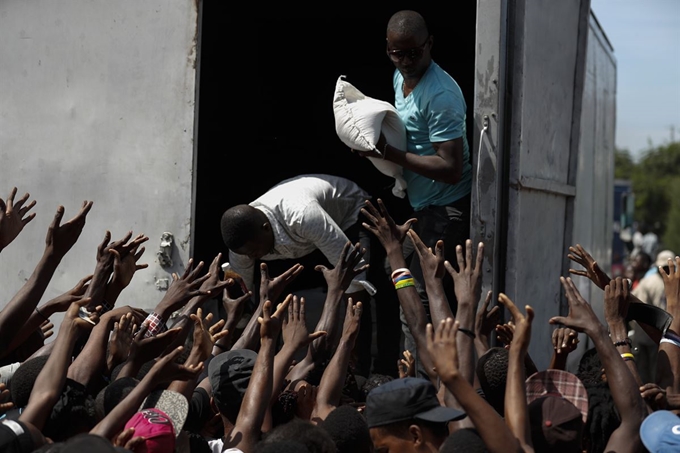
[631,249,675,384]
[630,251,652,290]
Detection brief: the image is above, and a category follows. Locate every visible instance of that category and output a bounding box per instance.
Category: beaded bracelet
[612,338,632,347]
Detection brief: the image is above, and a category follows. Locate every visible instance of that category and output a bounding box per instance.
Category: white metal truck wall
[571,14,616,325]
[504,0,591,368]
[0,1,200,329]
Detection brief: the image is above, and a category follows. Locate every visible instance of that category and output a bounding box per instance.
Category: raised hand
[498,294,534,355]
[109,245,148,290]
[495,321,515,349]
[445,239,484,306]
[258,296,290,341]
[361,198,416,255]
[107,312,136,371]
[0,383,14,416]
[476,290,501,348]
[639,383,669,411]
[408,230,446,280]
[0,187,37,251]
[150,346,203,384]
[157,259,211,314]
[552,327,579,355]
[568,244,611,290]
[426,318,460,382]
[40,320,54,342]
[258,262,304,305]
[190,307,228,361]
[129,324,182,365]
[44,200,94,258]
[315,241,368,294]
[222,279,251,324]
[112,427,146,451]
[549,277,602,335]
[64,296,100,332]
[341,298,363,342]
[604,277,630,325]
[282,295,327,350]
[398,349,416,378]
[660,255,680,312]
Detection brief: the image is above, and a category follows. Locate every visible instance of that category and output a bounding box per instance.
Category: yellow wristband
[620,352,635,361]
[395,279,415,290]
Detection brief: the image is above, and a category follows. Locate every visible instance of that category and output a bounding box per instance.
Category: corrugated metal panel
[570,12,617,324]
[0,1,200,329]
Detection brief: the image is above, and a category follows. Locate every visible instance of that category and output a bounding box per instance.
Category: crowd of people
[2,183,680,453]
[1,8,679,453]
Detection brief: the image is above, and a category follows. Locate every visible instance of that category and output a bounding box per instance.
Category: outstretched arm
[657,256,680,399]
[90,346,202,440]
[0,187,37,253]
[20,297,98,431]
[498,294,535,453]
[550,277,646,453]
[604,277,643,386]
[0,201,92,356]
[427,318,522,453]
[232,262,303,352]
[361,199,437,383]
[312,299,362,422]
[224,298,289,452]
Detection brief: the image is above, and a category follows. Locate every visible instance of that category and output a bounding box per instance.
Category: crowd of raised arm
[0,187,678,453]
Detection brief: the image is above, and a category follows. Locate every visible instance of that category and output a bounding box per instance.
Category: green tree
[615,148,635,180]
[624,142,680,244]
[663,177,680,254]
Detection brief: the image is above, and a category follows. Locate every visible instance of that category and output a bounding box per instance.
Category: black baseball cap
[208,349,257,413]
[364,377,466,428]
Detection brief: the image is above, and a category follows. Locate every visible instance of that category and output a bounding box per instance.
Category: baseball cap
[525,369,588,423]
[528,396,584,453]
[656,250,676,268]
[640,410,680,453]
[0,419,36,453]
[124,408,175,453]
[364,377,466,428]
[122,389,189,453]
[209,349,257,413]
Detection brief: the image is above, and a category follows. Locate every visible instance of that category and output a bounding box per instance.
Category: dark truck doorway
[193,2,476,374]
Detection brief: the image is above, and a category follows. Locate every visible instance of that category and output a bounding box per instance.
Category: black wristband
[458,328,476,339]
[214,342,227,351]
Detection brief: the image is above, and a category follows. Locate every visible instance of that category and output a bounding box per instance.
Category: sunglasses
[386,36,430,62]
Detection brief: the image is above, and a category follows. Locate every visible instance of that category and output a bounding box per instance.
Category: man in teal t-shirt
[356,10,472,375]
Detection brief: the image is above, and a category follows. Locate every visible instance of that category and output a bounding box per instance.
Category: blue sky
[590,0,680,160]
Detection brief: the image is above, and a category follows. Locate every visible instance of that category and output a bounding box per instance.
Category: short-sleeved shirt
[229,174,371,294]
[393,61,472,210]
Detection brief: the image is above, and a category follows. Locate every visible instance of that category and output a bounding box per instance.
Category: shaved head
[387,10,429,39]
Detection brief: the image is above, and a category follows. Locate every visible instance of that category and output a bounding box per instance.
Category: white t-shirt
[229,174,372,294]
